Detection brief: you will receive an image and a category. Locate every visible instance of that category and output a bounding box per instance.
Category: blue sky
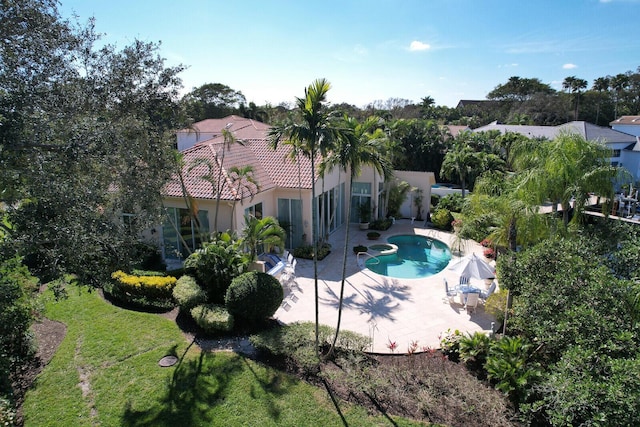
[59,0,640,108]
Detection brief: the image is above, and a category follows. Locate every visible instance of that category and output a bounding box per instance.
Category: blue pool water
[365,234,452,279]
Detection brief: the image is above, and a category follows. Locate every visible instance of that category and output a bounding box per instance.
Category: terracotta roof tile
[165,116,317,200]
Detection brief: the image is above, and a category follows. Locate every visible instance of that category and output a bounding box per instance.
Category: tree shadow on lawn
[119,346,299,426]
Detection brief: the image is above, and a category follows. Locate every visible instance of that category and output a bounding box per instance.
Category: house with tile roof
[474,120,640,181]
[161,116,435,261]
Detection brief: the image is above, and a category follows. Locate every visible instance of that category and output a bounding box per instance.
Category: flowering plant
[386,339,398,353]
[483,247,495,259]
[451,219,463,228]
[480,238,492,247]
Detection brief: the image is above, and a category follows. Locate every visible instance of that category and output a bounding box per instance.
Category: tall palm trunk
[310,149,320,358]
[330,173,353,354]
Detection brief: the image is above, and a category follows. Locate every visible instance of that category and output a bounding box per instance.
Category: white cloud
[409,40,431,51]
[563,63,578,69]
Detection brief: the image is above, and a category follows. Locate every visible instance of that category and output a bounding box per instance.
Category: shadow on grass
[120,344,303,426]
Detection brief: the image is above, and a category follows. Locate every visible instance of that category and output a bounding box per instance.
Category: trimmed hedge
[172,275,207,310]
[190,304,234,333]
[110,270,176,299]
[431,208,454,231]
[225,271,283,324]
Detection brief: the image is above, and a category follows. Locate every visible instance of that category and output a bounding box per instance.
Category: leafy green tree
[1,1,186,284]
[487,76,555,102]
[182,82,246,121]
[268,79,347,357]
[321,116,391,354]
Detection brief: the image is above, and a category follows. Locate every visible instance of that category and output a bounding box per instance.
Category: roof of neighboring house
[611,116,640,126]
[164,116,314,200]
[474,121,637,144]
[443,125,471,138]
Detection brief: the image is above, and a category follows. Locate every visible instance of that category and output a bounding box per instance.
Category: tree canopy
[0,0,187,283]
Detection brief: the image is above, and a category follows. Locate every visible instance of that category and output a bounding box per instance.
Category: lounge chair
[465,292,479,314]
[480,281,497,300]
[444,278,457,303]
[459,276,469,285]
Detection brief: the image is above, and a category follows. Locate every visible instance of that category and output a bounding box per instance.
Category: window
[350,182,372,222]
[278,198,303,248]
[162,208,209,259]
[244,202,263,220]
[612,149,621,158]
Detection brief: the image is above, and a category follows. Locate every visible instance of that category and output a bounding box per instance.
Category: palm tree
[592,77,610,126]
[267,78,346,358]
[440,131,481,197]
[513,131,621,231]
[322,116,391,354]
[213,128,244,232]
[228,165,259,231]
[240,215,286,262]
[562,76,588,120]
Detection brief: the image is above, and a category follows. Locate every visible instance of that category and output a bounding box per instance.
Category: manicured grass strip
[23,287,425,426]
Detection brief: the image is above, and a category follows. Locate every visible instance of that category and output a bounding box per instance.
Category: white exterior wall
[393,171,436,219]
[612,124,640,137]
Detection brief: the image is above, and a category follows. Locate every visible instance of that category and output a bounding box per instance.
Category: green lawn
[23,287,424,426]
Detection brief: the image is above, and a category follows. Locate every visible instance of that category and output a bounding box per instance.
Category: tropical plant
[267,78,348,358]
[385,180,411,218]
[240,215,286,261]
[511,131,622,231]
[214,128,245,232]
[440,131,483,197]
[228,165,259,231]
[183,232,248,303]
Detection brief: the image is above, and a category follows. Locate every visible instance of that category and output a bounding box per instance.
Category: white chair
[459,276,469,285]
[444,278,457,303]
[465,292,480,314]
[480,281,497,301]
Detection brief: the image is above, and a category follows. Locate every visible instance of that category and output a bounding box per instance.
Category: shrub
[431,208,454,231]
[0,256,38,397]
[184,237,248,303]
[0,397,16,427]
[172,275,207,310]
[190,304,234,333]
[484,290,508,326]
[249,322,370,374]
[110,270,176,300]
[366,231,380,240]
[130,242,166,271]
[369,218,392,231]
[439,328,464,362]
[353,245,367,254]
[292,242,331,260]
[438,193,466,213]
[225,271,283,324]
[430,193,441,208]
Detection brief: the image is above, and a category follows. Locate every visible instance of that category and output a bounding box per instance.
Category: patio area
[274,219,498,354]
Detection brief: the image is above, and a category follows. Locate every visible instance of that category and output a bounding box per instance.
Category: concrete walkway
[274,219,497,354]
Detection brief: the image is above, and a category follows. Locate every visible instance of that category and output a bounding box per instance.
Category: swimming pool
[364,234,452,279]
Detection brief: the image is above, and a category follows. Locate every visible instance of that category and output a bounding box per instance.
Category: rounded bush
[431,208,454,231]
[225,271,283,323]
[190,304,234,333]
[173,275,207,310]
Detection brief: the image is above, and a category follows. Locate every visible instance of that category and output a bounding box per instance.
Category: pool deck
[274,219,497,354]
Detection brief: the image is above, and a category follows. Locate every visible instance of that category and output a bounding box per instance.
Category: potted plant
[367,231,380,240]
[358,202,371,230]
[353,244,367,254]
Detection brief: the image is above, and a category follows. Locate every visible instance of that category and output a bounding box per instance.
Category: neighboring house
[444,125,471,139]
[474,120,640,180]
[611,116,640,137]
[160,116,434,262]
